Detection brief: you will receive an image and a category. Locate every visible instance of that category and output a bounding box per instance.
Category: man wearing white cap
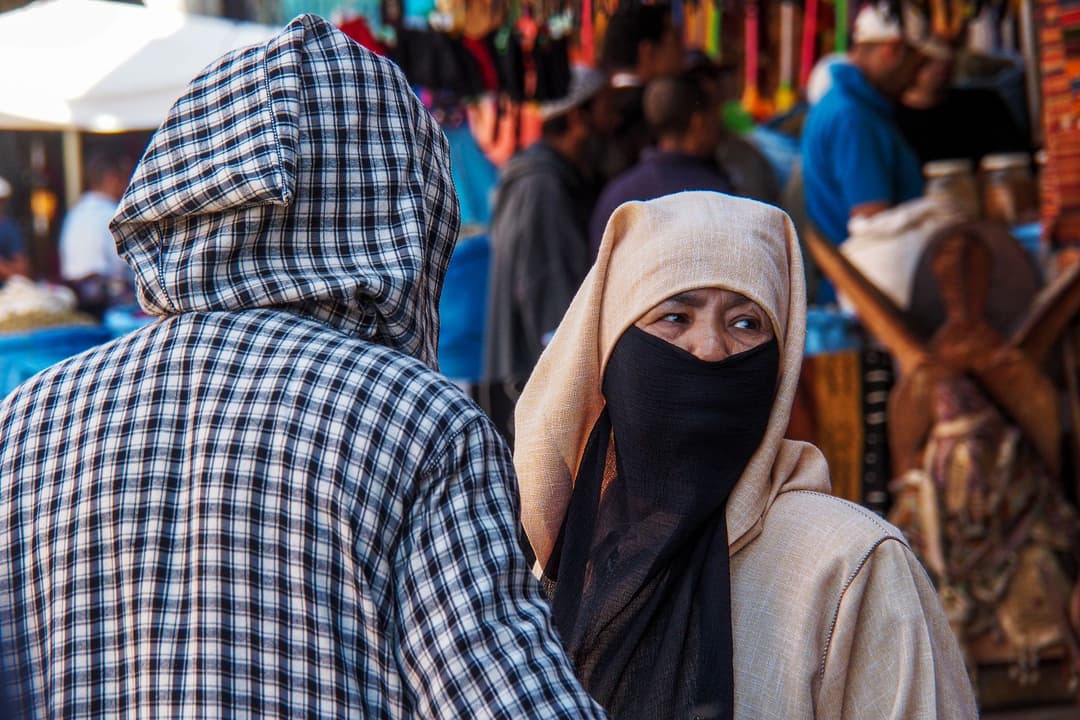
[483,65,609,442]
[0,177,29,283]
[801,1,926,303]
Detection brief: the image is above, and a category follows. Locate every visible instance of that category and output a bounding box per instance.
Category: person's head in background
[600,3,683,83]
[83,152,134,202]
[643,70,721,158]
[848,1,924,100]
[540,65,611,172]
[903,36,956,108]
[685,50,741,101]
[0,177,11,216]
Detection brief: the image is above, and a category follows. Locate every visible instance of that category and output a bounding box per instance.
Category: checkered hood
[111,14,459,368]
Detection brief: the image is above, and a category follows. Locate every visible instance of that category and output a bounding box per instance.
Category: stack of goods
[1037,0,1080,257]
[0,278,108,398]
[0,277,94,334]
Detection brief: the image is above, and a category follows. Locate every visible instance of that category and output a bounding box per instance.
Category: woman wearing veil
[514,192,977,719]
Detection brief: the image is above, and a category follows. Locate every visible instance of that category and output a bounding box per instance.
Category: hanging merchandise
[834,0,848,52]
[370,0,568,104]
[338,15,388,55]
[393,28,486,97]
[486,26,527,101]
[1037,0,1080,252]
[741,2,760,111]
[671,0,684,31]
[580,0,595,66]
[462,35,499,92]
[706,0,722,58]
[775,0,797,111]
[741,1,773,120]
[682,1,706,55]
[800,0,820,89]
[929,0,971,39]
[533,34,572,101]
[536,10,573,100]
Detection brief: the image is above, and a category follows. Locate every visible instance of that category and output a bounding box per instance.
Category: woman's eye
[733,317,759,330]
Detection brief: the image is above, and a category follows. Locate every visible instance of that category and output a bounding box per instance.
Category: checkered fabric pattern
[0,14,603,719]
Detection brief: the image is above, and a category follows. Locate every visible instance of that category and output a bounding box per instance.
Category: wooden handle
[803,227,930,373]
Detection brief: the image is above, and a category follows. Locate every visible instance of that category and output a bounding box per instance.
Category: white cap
[538,65,606,120]
[852,1,904,44]
[0,177,10,199]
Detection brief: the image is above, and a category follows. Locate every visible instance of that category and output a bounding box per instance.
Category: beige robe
[515,192,977,718]
[731,446,974,719]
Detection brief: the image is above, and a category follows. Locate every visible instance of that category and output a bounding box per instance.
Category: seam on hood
[261,45,292,210]
[155,227,176,313]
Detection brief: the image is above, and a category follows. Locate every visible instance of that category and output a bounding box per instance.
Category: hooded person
[514,192,977,719]
[0,15,605,719]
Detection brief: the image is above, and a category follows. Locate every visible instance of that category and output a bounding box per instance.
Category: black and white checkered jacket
[0,15,603,719]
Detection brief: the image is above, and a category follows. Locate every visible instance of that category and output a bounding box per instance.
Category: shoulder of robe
[750,490,910,574]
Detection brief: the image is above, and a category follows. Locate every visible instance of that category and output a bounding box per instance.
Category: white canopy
[0,0,279,132]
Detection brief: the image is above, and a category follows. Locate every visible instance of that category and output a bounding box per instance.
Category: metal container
[980,152,1038,224]
[924,158,980,216]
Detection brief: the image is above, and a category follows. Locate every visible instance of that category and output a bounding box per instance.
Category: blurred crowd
[478,0,1030,442]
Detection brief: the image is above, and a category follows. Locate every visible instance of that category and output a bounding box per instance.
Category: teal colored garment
[281,0,384,31]
[436,125,497,381]
[801,63,924,302]
[438,233,490,382]
[443,124,498,227]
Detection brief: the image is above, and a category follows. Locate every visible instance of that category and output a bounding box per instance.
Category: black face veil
[545,325,780,720]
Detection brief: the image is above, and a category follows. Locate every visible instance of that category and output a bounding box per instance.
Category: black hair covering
[546,326,780,719]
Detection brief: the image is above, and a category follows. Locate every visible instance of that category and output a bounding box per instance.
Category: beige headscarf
[515,191,831,569]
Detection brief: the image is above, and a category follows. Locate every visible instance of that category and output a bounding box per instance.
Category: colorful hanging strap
[581,0,594,64]
[706,0,721,58]
[800,0,819,89]
[835,0,848,53]
[776,0,796,111]
[742,1,760,108]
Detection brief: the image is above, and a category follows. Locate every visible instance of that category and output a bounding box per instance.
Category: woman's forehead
[651,287,763,310]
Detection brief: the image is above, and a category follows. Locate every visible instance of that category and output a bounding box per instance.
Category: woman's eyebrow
[728,300,763,313]
[662,291,707,308]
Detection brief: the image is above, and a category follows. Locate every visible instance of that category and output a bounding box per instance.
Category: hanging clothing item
[337,15,387,55]
[515,191,978,719]
[0,15,605,719]
[532,34,572,102]
[461,35,498,92]
[486,27,526,102]
[393,28,485,97]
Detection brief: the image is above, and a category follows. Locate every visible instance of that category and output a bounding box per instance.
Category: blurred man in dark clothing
[598,2,684,183]
[482,66,608,443]
[589,70,733,253]
[896,37,1028,166]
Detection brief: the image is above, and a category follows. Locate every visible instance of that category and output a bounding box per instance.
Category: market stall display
[806,220,1080,708]
[0,277,106,398]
